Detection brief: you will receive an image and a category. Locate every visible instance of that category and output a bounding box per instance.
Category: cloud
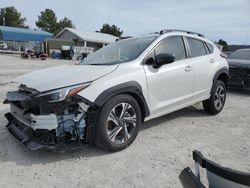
[2,0,250,44]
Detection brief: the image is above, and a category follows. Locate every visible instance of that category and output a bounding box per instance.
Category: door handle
[210,59,215,63]
[185,65,192,72]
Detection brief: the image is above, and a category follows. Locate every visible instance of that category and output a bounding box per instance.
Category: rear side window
[204,43,210,54]
[155,36,186,61]
[187,38,207,58]
[206,42,214,53]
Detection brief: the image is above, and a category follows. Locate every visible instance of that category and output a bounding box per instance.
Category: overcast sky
[1,0,250,44]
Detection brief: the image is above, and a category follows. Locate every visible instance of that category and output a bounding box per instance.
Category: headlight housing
[35,83,91,102]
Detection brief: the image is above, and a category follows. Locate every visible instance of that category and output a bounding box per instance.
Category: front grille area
[7,123,29,143]
[33,130,56,145]
[5,113,57,146]
[5,113,30,143]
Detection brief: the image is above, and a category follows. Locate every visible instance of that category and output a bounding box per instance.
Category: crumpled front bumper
[5,113,81,152]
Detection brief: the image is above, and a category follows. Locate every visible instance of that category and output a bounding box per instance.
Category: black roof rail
[159,29,205,38]
[116,36,132,42]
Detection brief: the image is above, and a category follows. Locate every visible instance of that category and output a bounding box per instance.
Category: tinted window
[187,38,207,58]
[229,49,250,61]
[155,36,186,61]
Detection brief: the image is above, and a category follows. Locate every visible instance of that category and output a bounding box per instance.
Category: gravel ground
[0,54,249,188]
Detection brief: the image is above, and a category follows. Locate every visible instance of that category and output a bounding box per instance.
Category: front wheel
[203,80,226,115]
[94,94,141,151]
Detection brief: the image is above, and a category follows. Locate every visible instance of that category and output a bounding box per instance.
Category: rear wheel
[94,94,141,151]
[203,80,226,115]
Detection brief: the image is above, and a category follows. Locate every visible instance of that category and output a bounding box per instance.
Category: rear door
[143,36,194,118]
[185,37,214,99]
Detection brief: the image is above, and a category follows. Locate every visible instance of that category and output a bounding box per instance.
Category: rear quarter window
[206,42,214,53]
[187,37,207,58]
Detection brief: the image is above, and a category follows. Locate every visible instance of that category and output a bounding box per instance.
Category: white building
[56,27,118,51]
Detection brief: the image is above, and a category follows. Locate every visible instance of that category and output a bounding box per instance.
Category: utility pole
[1,8,5,53]
[3,8,5,26]
[1,8,5,26]
[245,33,249,45]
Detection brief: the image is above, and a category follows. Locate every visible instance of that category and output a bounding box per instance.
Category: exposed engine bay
[4,85,96,152]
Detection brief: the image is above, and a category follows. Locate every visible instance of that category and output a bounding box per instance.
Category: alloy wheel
[106,102,137,144]
[214,85,225,111]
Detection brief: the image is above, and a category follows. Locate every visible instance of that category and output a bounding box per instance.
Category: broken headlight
[35,83,91,102]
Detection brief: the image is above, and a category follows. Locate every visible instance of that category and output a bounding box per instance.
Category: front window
[229,49,250,61]
[79,36,157,65]
[155,36,186,61]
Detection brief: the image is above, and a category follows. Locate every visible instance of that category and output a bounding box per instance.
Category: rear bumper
[228,67,250,89]
[228,76,250,89]
[5,113,81,152]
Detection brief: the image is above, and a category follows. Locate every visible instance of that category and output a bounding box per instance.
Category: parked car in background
[21,50,48,60]
[4,29,228,152]
[227,49,250,89]
[0,42,8,50]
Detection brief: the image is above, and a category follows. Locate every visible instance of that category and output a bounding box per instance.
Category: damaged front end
[4,84,97,152]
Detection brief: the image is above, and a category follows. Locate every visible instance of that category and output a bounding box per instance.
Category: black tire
[203,80,226,115]
[94,94,141,151]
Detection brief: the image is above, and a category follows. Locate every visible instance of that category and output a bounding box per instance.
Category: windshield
[79,36,157,65]
[229,49,250,61]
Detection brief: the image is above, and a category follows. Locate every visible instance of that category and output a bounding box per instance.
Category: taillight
[220,53,227,59]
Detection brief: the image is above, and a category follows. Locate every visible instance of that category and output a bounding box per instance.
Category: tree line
[0,6,123,37]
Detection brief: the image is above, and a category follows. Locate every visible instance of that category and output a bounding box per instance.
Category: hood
[14,64,118,92]
[228,59,250,69]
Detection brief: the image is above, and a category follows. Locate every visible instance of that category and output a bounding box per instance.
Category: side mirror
[154,53,175,68]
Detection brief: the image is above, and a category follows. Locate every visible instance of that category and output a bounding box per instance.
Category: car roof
[118,30,213,46]
[148,29,210,42]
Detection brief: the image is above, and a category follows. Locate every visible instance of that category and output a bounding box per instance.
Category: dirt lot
[0,54,249,188]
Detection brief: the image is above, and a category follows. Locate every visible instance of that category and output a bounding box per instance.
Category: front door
[143,36,194,118]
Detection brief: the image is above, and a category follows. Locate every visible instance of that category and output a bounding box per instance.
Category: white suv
[4,29,229,152]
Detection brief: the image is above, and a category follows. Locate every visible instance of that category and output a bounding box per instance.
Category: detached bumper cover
[5,113,81,152]
[180,150,250,188]
[179,167,205,188]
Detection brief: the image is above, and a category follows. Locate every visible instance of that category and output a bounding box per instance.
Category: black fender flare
[94,81,150,118]
[84,81,150,144]
[210,67,229,94]
[213,67,229,83]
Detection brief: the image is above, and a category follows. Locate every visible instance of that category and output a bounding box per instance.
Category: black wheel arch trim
[213,66,229,84]
[94,81,150,119]
[210,67,229,94]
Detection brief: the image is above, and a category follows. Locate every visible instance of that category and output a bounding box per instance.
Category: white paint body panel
[143,58,193,118]
[14,64,118,92]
